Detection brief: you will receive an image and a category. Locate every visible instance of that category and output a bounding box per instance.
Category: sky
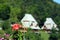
[53,0,60,4]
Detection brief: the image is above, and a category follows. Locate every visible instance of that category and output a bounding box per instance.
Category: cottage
[21,14,40,32]
[41,18,57,30]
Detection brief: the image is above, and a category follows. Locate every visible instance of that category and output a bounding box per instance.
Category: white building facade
[41,18,57,30]
[21,14,40,30]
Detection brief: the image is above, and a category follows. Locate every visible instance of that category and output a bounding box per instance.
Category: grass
[40,30,50,40]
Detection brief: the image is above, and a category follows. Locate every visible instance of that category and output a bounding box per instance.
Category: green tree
[49,27,58,40]
[0,0,60,34]
[2,20,12,34]
[0,4,10,20]
[9,6,21,23]
[25,28,41,40]
[57,25,60,40]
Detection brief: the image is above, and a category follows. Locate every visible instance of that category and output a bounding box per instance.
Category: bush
[0,30,5,35]
[49,27,58,40]
[2,20,12,34]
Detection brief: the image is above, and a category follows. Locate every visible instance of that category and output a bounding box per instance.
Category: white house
[41,18,57,30]
[21,14,40,29]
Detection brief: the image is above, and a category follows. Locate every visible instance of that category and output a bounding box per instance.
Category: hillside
[0,0,60,27]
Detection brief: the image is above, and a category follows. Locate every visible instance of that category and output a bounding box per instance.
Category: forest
[0,0,60,40]
[0,0,60,26]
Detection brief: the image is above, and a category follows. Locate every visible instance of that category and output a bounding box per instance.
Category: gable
[21,14,40,29]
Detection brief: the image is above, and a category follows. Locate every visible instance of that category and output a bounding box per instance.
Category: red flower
[12,24,22,31]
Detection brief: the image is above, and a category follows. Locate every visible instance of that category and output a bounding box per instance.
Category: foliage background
[0,0,60,40]
[0,0,60,27]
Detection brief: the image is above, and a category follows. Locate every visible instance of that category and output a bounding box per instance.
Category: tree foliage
[25,28,41,40]
[0,4,10,20]
[49,27,58,40]
[0,0,60,27]
[0,0,60,40]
